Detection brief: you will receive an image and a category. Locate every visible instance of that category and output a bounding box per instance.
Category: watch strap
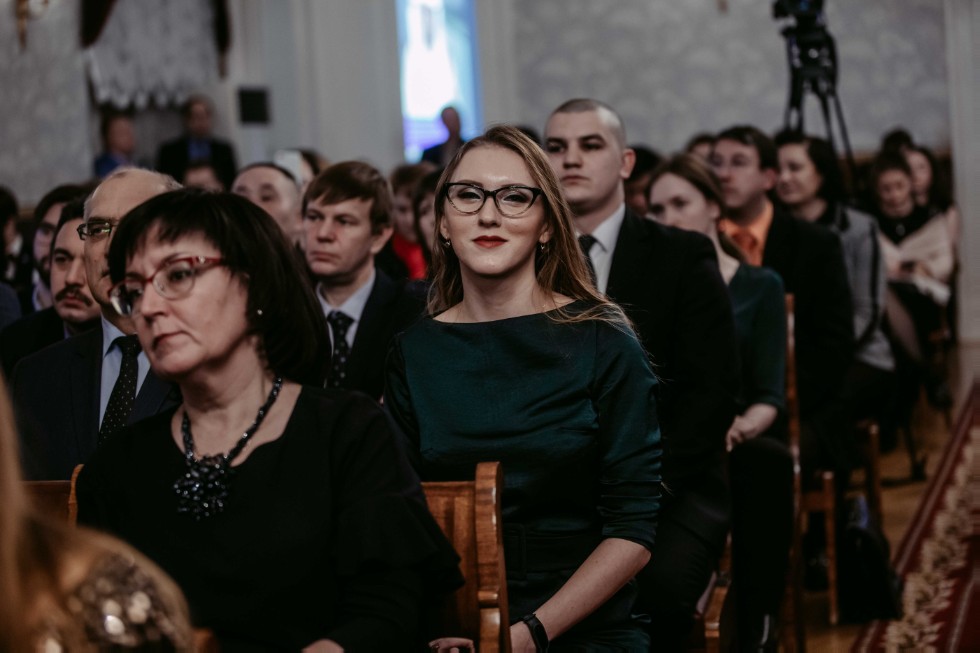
[520,613,549,651]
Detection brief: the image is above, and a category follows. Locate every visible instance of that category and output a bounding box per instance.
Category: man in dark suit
[302,161,423,400]
[156,95,237,190]
[545,99,739,649]
[420,106,466,166]
[12,169,181,480]
[711,125,854,472]
[1,200,100,376]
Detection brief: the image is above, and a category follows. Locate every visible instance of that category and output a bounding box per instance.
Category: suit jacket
[1,307,66,378]
[11,326,179,480]
[331,271,425,400]
[605,210,739,546]
[762,207,854,417]
[155,135,238,190]
[420,139,465,166]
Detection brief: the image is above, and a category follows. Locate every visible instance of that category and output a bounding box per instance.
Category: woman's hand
[509,622,536,652]
[726,404,778,451]
[428,637,474,652]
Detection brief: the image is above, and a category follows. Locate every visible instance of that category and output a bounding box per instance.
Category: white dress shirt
[579,203,626,294]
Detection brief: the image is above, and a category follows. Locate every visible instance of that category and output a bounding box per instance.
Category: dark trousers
[636,483,729,651]
[729,437,794,646]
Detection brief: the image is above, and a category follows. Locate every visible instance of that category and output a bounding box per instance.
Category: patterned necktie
[578,234,598,285]
[100,335,141,442]
[730,230,761,266]
[327,311,354,388]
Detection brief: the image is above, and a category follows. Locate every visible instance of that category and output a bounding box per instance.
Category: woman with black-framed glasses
[76,189,462,650]
[386,125,661,650]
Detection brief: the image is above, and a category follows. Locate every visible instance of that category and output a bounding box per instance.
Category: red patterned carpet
[853,382,980,652]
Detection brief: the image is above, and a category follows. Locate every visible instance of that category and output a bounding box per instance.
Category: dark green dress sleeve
[591,321,662,549]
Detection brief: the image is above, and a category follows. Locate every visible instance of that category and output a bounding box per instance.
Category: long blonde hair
[428,124,629,327]
[0,376,191,650]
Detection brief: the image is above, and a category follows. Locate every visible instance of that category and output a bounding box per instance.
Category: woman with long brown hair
[386,125,662,650]
[648,153,790,649]
[0,374,191,651]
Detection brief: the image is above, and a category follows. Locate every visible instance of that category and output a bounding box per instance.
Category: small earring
[256,309,264,316]
[538,242,546,251]
[441,238,452,249]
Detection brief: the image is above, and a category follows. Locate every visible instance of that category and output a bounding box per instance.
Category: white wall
[498,0,950,153]
[223,0,405,173]
[944,0,980,343]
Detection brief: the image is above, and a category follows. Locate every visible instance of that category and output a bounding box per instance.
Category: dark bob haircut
[107,188,329,385]
[774,130,846,204]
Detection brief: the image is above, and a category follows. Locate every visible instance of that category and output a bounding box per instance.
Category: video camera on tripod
[773,0,856,182]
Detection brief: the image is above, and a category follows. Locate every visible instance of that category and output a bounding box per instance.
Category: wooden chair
[25,464,82,525]
[780,294,886,643]
[687,537,735,653]
[67,465,220,652]
[422,461,511,652]
[854,420,884,526]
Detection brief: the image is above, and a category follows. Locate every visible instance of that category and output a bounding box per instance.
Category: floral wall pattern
[513,0,950,154]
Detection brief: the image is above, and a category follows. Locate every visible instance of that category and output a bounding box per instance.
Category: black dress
[77,386,461,651]
[386,304,661,648]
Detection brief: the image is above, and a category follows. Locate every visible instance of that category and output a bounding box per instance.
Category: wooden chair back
[422,461,510,652]
[24,464,82,525]
[781,294,808,651]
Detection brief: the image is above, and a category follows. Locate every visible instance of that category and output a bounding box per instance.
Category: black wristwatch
[520,613,550,651]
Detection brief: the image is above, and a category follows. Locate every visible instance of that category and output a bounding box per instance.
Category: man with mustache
[12,169,181,479]
[1,199,100,376]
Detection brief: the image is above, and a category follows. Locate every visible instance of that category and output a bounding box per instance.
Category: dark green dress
[728,264,787,417]
[385,303,662,648]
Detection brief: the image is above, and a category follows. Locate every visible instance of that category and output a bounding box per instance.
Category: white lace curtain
[86,0,219,109]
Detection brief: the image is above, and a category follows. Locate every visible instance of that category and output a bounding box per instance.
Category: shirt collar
[582,203,626,252]
[100,314,130,358]
[719,199,774,249]
[317,268,376,322]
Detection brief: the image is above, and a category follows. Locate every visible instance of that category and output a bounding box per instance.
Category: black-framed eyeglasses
[443,183,544,218]
[109,256,226,316]
[76,219,116,241]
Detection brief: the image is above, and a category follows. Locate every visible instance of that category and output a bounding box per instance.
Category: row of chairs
[26,462,511,652]
[25,296,890,651]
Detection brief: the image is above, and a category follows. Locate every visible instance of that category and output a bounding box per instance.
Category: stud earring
[538,242,546,251]
[441,238,452,249]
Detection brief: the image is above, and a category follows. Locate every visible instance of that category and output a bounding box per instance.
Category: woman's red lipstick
[473,236,507,248]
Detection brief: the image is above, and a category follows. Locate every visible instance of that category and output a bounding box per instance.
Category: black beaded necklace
[173,377,283,520]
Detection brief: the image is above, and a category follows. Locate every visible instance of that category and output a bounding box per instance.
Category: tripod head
[774,0,837,92]
[773,0,856,191]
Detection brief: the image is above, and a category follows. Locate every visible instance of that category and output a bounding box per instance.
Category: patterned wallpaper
[514,0,950,154]
[0,0,92,206]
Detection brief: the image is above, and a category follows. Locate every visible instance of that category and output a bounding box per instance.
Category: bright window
[396,0,483,162]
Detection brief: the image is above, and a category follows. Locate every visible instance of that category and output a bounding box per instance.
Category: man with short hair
[232,162,303,244]
[302,161,423,399]
[710,126,853,452]
[421,106,466,166]
[545,99,739,648]
[22,184,87,314]
[12,169,181,479]
[93,111,137,178]
[1,200,100,376]
[156,95,238,190]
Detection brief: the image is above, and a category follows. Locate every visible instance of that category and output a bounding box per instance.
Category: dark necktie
[327,311,354,388]
[100,335,141,441]
[578,234,598,285]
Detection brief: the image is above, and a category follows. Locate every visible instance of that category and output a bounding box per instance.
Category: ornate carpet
[853,382,980,652]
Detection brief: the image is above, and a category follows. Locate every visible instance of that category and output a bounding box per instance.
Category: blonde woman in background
[0,374,191,651]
